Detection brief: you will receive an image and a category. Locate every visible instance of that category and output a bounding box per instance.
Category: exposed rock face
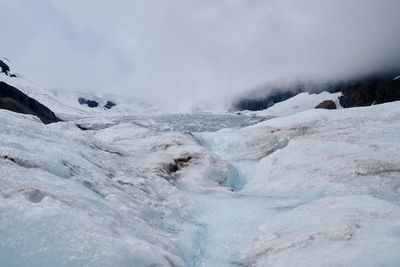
[166,156,193,175]
[78,98,117,109]
[78,97,99,108]
[104,100,116,109]
[0,60,10,76]
[0,82,61,124]
[315,100,337,110]
[339,77,400,108]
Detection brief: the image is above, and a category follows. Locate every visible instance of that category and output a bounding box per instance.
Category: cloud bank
[1,0,400,111]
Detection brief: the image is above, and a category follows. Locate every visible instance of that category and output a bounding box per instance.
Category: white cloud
[1,0,400,110]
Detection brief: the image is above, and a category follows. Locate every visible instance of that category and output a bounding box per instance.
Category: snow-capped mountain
[0,58,167,119]
[2,59,400,266]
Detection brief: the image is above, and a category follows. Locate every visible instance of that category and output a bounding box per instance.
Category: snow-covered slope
[0,61,162,119]
[242,91,341,117]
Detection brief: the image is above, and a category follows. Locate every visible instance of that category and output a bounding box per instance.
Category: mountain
[0,58,164,120]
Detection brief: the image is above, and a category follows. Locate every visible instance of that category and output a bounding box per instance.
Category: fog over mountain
[2,0,400,111]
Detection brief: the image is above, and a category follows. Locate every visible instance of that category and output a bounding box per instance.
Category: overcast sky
[2,0,400,110]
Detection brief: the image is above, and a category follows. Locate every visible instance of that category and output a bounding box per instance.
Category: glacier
[1,72,400,266]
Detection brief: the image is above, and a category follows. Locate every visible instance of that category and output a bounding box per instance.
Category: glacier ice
[1,94,400,266]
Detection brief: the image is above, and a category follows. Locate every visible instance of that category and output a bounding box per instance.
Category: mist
[1,0,400,111]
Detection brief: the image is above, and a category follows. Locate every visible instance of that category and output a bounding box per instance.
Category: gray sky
[2,0,400,110]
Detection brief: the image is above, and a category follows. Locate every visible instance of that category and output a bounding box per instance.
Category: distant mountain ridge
[232,71,400,111]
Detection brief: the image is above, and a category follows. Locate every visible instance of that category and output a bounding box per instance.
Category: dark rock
[167,156,193,174]
[163,156,194,179]
[315,100,337,110]
[78,97,98,108]
[75,124,91,131]
[0,81,61,124]
[3,155,16,163]
[104,100,116,109]
[0,60,10,76]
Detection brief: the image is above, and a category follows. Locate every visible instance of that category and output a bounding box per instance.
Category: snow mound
[244,91,341,117]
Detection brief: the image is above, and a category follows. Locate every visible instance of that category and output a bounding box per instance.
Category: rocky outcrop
[315,100,337,110]
[78,97,99,108]
[104,100,116,109]
[0,81,61,124]
[78,98,116,109]
[166,156,193,174]
[0,60,10,76]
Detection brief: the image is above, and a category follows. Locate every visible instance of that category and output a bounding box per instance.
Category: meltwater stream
[179,191,303,266]
[145,115,302,267]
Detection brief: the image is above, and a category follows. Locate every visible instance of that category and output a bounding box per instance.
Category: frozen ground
[1,73,400,266]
